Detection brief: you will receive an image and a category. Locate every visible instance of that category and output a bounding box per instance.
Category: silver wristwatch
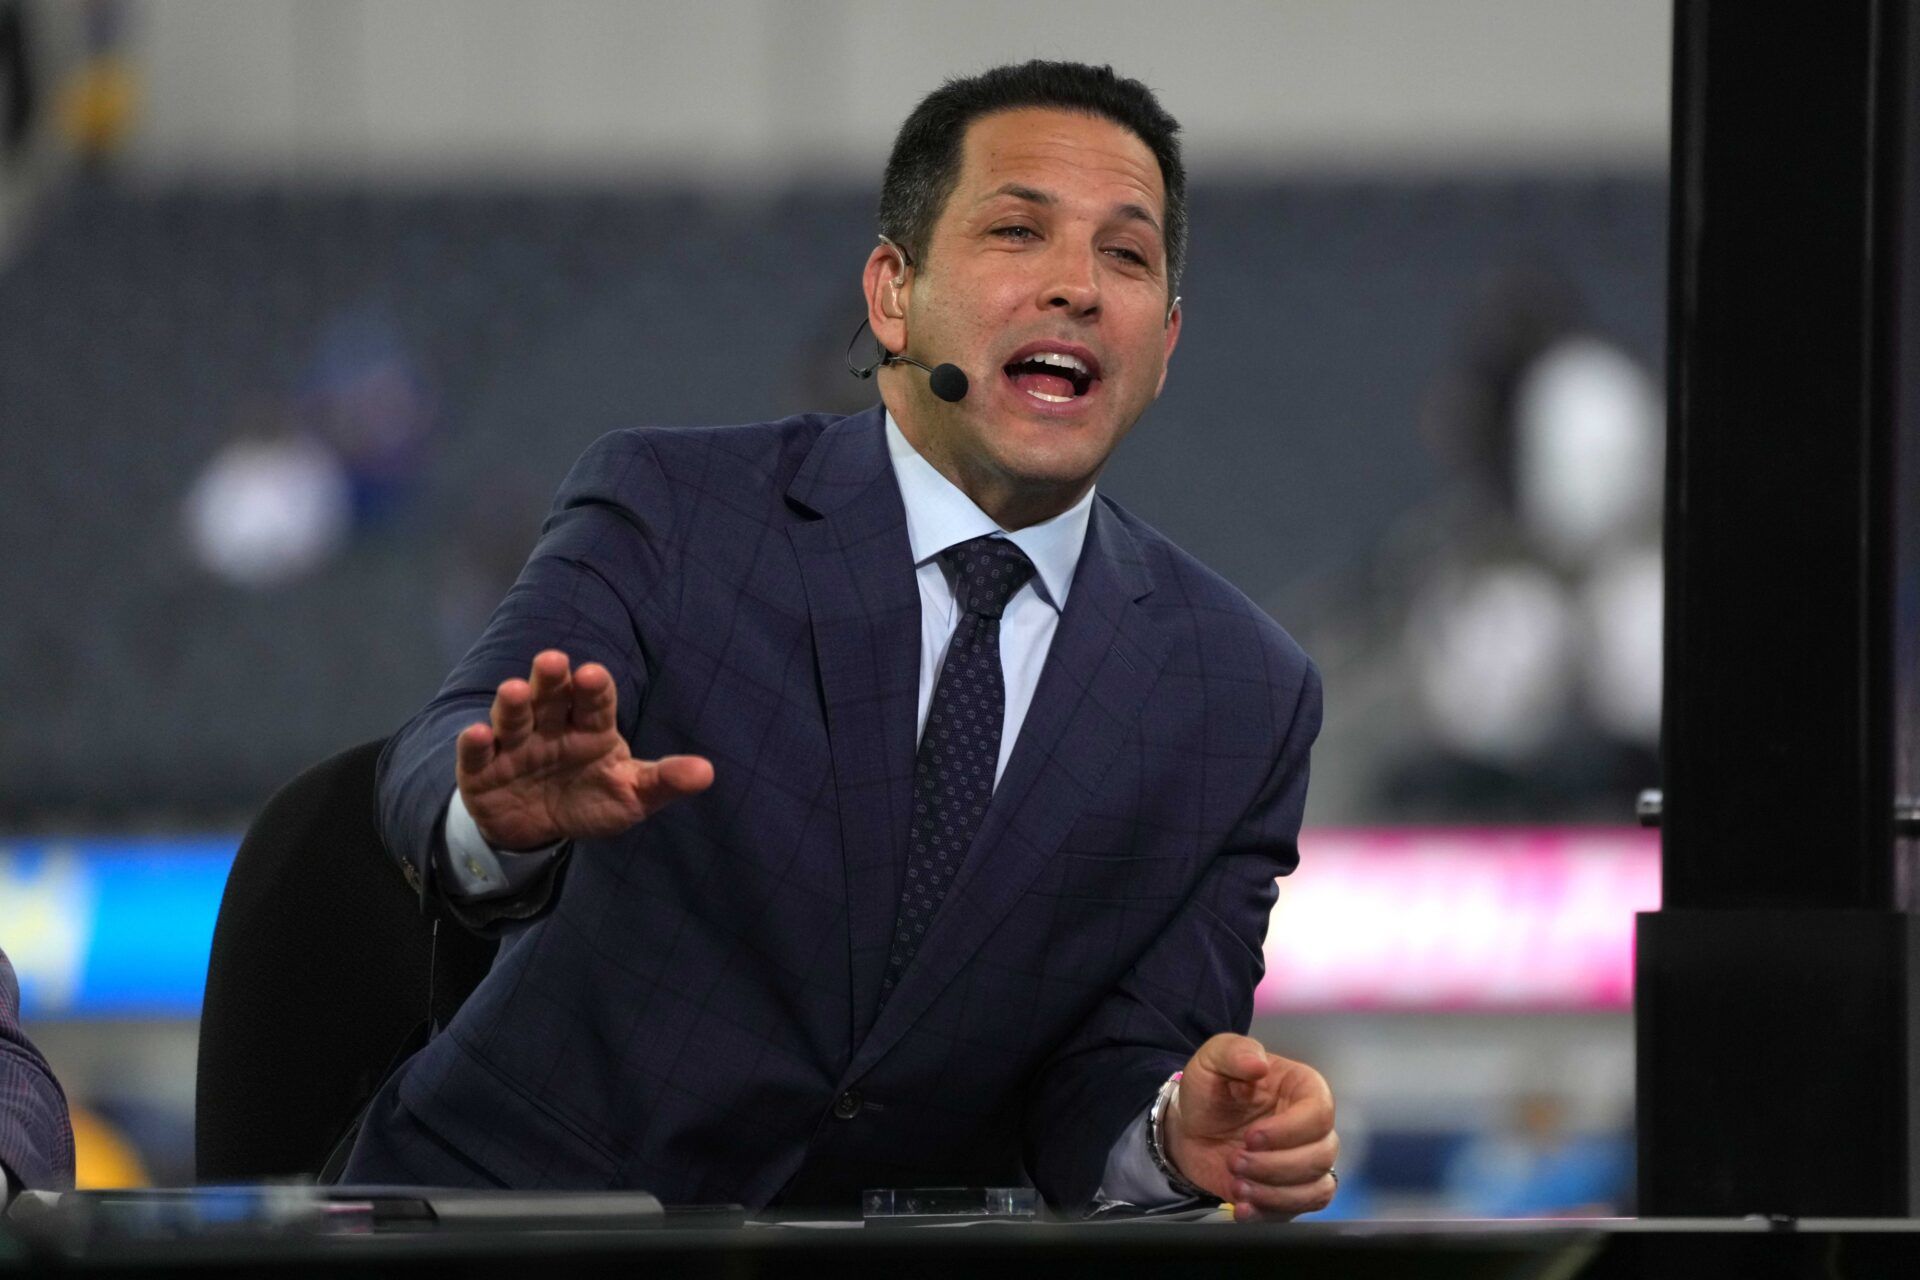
[1145,1070,1213,1200]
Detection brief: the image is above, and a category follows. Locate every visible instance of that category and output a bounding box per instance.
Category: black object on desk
[5,1185,706,1251]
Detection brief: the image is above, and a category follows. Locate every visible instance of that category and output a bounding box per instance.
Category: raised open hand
[455,649,713,851]
[1163,1033,1338,1222]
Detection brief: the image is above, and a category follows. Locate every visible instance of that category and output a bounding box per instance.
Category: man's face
[868,107,1182,526]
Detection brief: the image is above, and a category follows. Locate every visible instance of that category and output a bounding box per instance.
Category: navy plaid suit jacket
[344,406,1320,1211]
[0,946,74,1191]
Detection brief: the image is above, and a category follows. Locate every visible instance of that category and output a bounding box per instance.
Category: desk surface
[11,1214,1920,1279]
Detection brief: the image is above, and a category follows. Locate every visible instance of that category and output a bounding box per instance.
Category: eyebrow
[979,183,1163,235]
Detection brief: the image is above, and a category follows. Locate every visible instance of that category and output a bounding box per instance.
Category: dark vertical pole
[1895,0,1920,911]
[1636,0,1918,1216]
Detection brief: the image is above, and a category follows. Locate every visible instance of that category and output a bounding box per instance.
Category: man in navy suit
[345,61,1336,1219]
[1,944,74,1200]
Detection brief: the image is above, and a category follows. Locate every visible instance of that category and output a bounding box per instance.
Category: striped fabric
[0,945,74,1192]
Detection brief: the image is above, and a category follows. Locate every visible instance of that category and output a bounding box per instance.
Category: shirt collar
[884,411,1091,612]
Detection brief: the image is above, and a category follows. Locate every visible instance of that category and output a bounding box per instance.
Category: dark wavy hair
[878,60,1187,296]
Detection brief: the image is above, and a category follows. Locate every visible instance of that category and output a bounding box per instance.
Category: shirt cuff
[441,789,565,901]
[1094,1106,1188,1209]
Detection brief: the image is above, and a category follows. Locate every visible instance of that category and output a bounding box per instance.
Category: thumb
[652,754,715,794]
[628,754,716,812]
[1194,1033,1272,1087]
[1181,1034,1277,1132]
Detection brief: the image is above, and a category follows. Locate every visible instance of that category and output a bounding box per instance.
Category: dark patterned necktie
[880,535,1037,1001]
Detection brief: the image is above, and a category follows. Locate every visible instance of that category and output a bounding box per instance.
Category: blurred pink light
[1258,828,1660,1012]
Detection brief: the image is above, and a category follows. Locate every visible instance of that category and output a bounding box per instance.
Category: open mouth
[1003,347,1099,404]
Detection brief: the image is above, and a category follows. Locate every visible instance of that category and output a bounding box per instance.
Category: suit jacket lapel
[842,499,1172,1084]
[786,407,921,1053]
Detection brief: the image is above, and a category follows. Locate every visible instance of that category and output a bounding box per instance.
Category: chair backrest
[194,738,498,1182]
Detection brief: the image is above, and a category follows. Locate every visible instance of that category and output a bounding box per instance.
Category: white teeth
[1027,350,1090,376]
[1008,349,1092,402]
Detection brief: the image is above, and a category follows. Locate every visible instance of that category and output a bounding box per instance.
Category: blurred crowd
[1303,266,1663,824]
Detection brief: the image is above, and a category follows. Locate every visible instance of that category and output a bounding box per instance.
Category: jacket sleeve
[0,947,75,1193]
[375,429,685,932]
[1022,658,1322,1213]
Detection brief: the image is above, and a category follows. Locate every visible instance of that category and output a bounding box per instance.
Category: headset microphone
[928,363,969,403]
[844,318,970,403]
[885,353,970,403]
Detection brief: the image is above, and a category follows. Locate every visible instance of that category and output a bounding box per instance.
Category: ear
[862,243,912,357]
[1154,296,1183,397]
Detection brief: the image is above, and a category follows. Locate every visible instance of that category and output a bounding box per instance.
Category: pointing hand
[1163,1033,1339,1222]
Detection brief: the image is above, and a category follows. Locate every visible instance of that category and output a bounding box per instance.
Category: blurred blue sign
[0,839,237,1019]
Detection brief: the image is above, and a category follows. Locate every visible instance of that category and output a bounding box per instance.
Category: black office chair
[195,738,499,1182]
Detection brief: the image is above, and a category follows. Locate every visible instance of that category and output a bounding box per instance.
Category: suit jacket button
[832,1090,863,1120]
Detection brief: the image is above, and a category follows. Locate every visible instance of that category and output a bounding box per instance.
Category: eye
[990,225,1039,242]
[1105,245,1150,267]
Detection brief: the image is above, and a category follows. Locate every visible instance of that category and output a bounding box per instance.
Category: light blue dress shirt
[885,412,1091,782]
[439,412,1181,1207]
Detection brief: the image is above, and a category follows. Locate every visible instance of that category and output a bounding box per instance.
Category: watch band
[1145,1070,1213,1200]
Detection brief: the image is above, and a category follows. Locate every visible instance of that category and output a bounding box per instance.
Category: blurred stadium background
[0,0,1671,1214]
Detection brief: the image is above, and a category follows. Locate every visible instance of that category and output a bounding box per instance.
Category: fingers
[1244,1097,1335,1154]
[456,723,495,778]
[1243,1062,1335,1152]
[1230,1169,1337,1221]
[1229,1126,1339,1222]
[569,662,619,734]
[491,652,620,749]
[528,650,573,735]
[1189,1049,1337,1222]
[490,678,534,749]
[1232,1131,1339,1187]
